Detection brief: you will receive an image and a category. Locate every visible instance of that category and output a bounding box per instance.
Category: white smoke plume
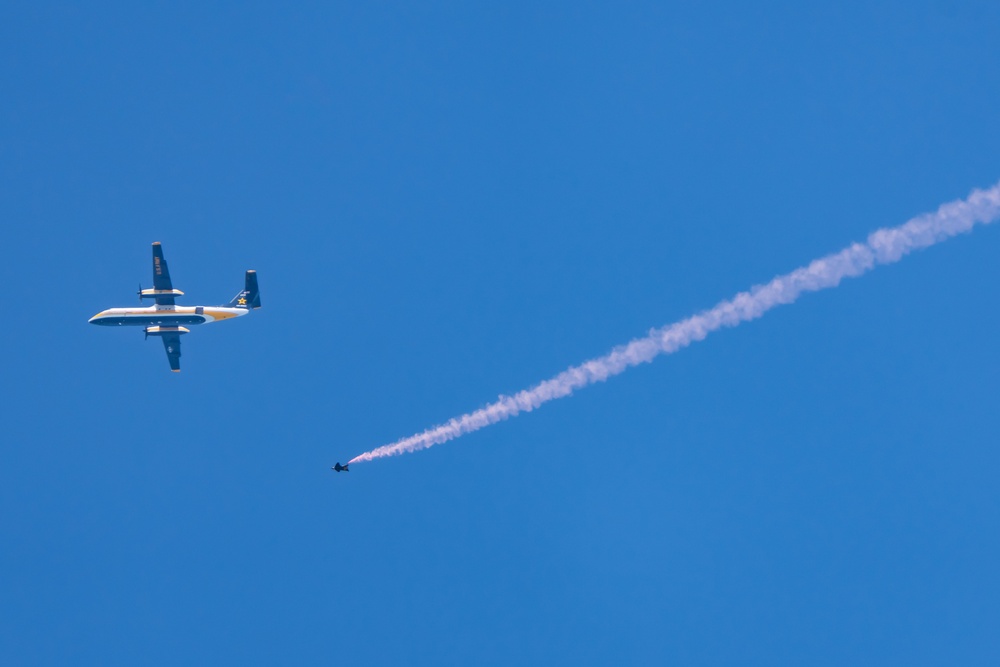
[350,181,1000,464]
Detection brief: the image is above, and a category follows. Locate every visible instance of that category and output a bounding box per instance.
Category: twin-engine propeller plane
[89,242,260,371]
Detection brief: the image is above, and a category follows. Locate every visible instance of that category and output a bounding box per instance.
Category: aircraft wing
[160,332,182,372]
[151,242,176,305]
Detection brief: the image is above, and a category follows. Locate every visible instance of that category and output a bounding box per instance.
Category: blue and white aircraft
[89,242,261,371]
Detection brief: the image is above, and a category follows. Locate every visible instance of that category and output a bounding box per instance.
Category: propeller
[137,283,144,304]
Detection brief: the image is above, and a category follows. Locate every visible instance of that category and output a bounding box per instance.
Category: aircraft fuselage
[89,305,248,327]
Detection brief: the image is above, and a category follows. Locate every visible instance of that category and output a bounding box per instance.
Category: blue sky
[3,2,1000,664]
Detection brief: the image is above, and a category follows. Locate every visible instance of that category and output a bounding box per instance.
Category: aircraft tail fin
[227,270,261,309]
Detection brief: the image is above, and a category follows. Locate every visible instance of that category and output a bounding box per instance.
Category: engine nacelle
[144,326,190,338]
[140,288,185,299]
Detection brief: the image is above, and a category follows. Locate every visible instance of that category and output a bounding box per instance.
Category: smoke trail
[350,182,1000,464]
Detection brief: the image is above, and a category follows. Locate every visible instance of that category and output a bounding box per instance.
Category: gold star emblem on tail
[238,297,247,305]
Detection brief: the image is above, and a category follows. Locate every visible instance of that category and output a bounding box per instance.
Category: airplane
[89,242,261,371]
[332,463,349,472]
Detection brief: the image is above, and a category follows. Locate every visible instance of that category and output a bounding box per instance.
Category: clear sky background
[3,2,1000,665]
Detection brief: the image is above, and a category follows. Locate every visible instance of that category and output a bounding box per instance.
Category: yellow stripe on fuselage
[203,309,240,321]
